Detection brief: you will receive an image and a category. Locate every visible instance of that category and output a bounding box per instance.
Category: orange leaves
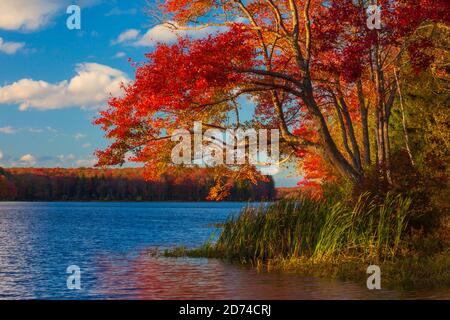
[206,179,233,201]
[164,0,215,24]
[296,180,323,200]
[293,123,336,196]
[296,152,336,200]
[293,125,318,145]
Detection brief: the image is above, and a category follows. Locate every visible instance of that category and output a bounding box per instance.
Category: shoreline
[154,246,450,291]
[155,195,450,291]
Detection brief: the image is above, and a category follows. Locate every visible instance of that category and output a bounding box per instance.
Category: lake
[0,202,448,299]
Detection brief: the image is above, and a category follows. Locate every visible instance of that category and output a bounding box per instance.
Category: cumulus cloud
[134,22,225,47]
[0,62,129,111]
[0,0,100,31]
[0,0,60,31]
[19,154,36,165]
[112,29,140,45]
[113,22,226,47]
[0,37,25,54]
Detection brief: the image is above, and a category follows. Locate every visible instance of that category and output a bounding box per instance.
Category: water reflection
[88,252,450,300]
[0,202,448,300]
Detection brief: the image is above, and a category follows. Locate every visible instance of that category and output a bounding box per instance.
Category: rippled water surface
[0,202,448,299]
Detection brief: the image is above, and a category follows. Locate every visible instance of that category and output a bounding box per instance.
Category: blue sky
[0,0,299,187]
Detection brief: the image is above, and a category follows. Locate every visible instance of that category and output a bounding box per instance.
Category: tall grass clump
[214,193,411,263]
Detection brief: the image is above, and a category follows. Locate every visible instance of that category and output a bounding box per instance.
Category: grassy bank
[154,194,449,289]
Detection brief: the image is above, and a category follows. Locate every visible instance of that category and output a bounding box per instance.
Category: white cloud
[76,158,96,167]
[0,0,60,31]
[114,51,126,59]
[82,143,91,148]
[0,37,25,54]
[0,150,3,160]
[0,62,129,111]
[19,154,36,165]
[0,0,100,31]
[54,154,95,167]
[57,154,76,163]
[133,22,225,47]
[0,126,16,134]
[113,22,226,48]
[28,128,44,133]
[0,126,53,134]
[105,7,138,16]
[112,29,140,45]
[74,133,87,140]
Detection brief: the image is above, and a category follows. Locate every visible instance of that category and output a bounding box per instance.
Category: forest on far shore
[0,167,275,202]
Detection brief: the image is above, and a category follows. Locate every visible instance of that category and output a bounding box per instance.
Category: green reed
[214,193,411,262]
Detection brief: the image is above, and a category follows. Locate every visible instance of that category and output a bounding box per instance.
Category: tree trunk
[303,82,362,181]
[394,70,415,166]
[357,80,371,166]
[374,41,390,181]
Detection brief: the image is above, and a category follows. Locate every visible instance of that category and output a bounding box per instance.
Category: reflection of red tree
[88,251,399,300]
[91,252,228,299]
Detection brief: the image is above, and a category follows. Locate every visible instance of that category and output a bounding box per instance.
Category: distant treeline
[0,167,275,201]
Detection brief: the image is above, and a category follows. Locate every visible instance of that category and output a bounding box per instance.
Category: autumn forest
[0,167,275,201]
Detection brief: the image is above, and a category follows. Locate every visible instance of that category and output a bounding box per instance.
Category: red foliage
[94,25,255,171]
[95,0,449,196]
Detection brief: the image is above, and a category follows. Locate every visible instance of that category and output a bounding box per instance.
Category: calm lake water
[0,202,448,300]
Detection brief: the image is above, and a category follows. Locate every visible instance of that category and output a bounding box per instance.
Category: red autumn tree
[95,0,449,199]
